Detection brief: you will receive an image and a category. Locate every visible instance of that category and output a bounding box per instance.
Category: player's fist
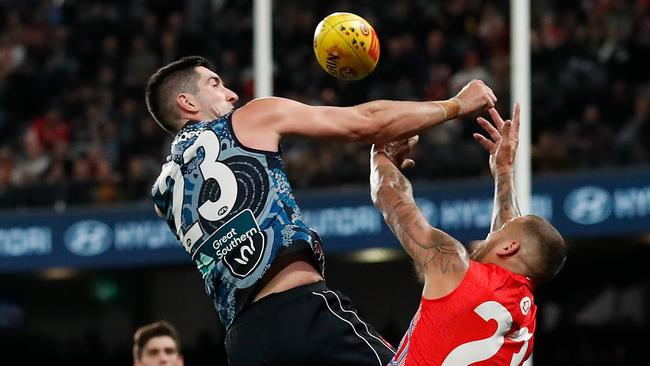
[453,80,497,116]
[373,135,419,170]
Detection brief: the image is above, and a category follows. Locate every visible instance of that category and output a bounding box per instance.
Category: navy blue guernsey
[152,112,325,328]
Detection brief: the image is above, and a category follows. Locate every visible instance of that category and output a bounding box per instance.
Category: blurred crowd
[0,0,649,209]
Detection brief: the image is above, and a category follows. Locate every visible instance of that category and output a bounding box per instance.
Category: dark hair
[522,215,568,284]
[145,56,213,134]
[132,320,181,361]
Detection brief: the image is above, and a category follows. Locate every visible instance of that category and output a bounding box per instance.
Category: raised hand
[473,103,520,177]
[474,103,522,230]
[372,135,419,170]
[453,80,498,116]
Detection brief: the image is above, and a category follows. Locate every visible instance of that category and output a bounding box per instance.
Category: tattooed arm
[492,172,520,231]
[473,104,522,231]
[370,140,469,298]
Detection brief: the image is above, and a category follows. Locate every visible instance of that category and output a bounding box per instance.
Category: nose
[159,355,171,365]
[227,88,239,103]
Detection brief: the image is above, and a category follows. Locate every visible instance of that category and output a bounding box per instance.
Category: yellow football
[313,12,380,80]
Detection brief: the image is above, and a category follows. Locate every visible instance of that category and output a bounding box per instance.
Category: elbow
[350,102,389,142]
[348,117,377,143]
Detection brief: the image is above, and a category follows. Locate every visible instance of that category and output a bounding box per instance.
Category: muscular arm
[370,151,469,298]
[233,80,495,151]
[234,97,460,151]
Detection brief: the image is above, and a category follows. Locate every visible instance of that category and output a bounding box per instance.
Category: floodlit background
[0,0,648,365]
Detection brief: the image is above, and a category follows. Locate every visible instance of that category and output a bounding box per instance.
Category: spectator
[11,130,50,185]
[0,0,649,209]
[133,321,184,366]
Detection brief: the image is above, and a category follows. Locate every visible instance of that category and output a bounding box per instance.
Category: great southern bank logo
[564,186,613,225]
[64,220,113,256]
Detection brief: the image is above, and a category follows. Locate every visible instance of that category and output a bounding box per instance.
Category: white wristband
[433,101,447,120]
[451,97,465,116]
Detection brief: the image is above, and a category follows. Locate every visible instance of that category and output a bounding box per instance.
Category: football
[313,12,380,80]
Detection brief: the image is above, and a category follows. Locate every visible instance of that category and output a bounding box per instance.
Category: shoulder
[465,262,514,290]
[475,263,535,307]
[466,263,536,312]
[487,264,534,291]
[234,97,299,120]
[232,97,298,151]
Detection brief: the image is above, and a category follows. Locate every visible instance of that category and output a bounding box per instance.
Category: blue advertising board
[1,169,649,272]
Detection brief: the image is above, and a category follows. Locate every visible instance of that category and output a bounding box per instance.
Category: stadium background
[0,0,648,364]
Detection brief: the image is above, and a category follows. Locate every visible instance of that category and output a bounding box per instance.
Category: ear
[177,93,199,114]
[495,240,520,258]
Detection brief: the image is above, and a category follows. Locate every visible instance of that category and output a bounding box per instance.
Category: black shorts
[225,281,396,366]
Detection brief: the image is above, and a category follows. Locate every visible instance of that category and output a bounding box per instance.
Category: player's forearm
[356,99,461,143]
[370,154,430,257]
[491,171,521,231]
[370,153,415,213]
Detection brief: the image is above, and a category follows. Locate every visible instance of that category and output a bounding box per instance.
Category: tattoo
[376,159,469,275]
[387,197,468,275]
[492,172,521,231]
[423,245,464,273]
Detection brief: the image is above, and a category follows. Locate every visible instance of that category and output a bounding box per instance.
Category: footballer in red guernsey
[392,262,536,365]
[370,104,567,366]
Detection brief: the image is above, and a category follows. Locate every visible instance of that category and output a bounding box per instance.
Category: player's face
[135,336,184,366]
[194,66,239,118]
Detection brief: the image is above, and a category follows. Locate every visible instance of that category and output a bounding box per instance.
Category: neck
[485,257,530,278]
[179,110,214,124]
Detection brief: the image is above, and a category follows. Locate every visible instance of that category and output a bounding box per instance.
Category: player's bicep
[287,104,368,140]
[386,200,469,290]
[236,97,370,142]
[385,201,459,265]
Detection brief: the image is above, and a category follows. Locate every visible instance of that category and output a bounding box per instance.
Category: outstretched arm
[234,80,496,151]
[473,104,521,231]
[370,138,469,298]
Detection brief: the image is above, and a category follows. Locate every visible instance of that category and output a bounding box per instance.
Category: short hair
[145,56,213,134]
[132,320,181,361]
[521,215,567,284]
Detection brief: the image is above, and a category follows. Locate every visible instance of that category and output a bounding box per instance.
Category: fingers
[371,144,385,154]
[485,86,497,108]
[473,133,496,153]
[472,80,496,108]
[375,136,419,169]
[400,159,415,169]
[501,118,512,136]
[457,80,498,112]
[512,103,520,137]
[401,136,418,168]
[407,135,419,147]
[477,117,501,143]
[488,107,505,130]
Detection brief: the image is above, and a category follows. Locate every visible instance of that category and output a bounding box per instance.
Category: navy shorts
[225,281,395,366]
